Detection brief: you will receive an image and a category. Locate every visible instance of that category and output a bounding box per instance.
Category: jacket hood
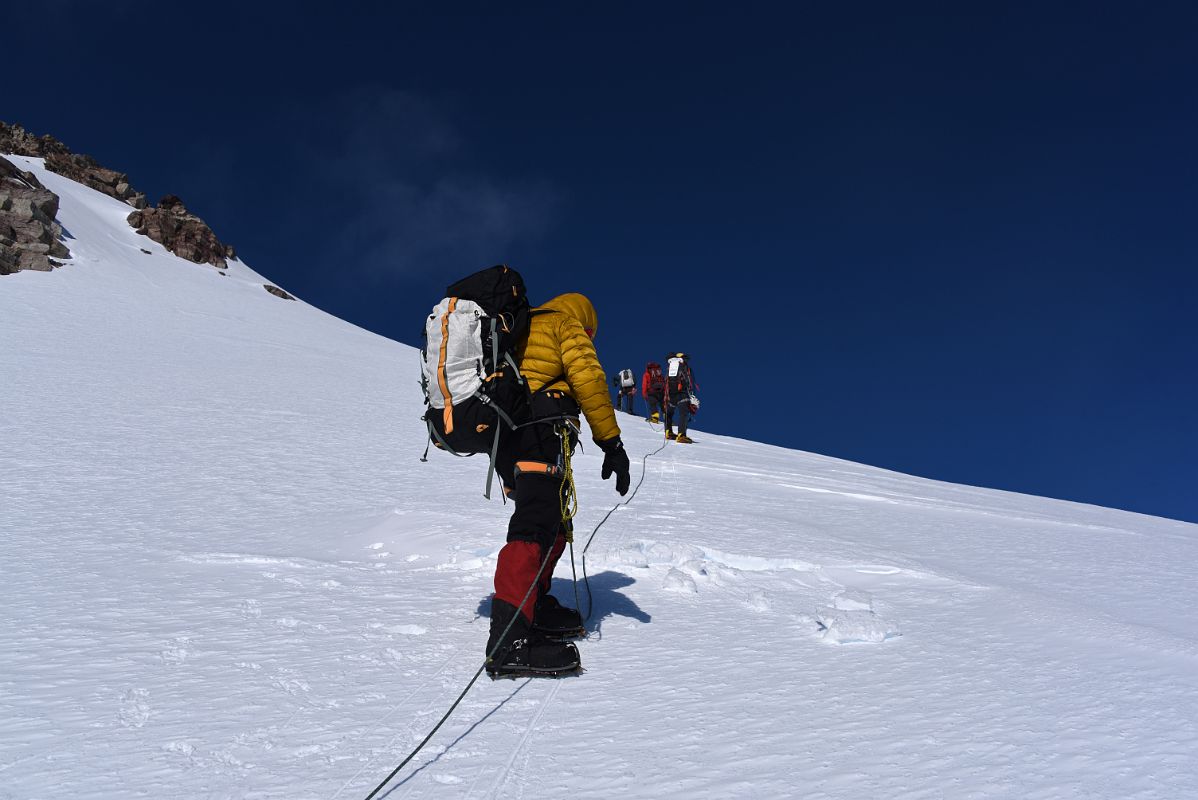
[540,293,598,338]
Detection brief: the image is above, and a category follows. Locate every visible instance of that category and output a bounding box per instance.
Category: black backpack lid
[446,264,530,335]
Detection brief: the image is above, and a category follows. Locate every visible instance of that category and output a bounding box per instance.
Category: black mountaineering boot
[486,598,527,660]
[487,598,581,679]
[487,637,581,679]
[532,593,585,640]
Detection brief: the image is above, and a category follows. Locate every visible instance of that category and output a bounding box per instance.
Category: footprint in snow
[380,648,407,663]
[162,741,196,762]
[743,590,771,612]
[118,688,151,728]
[270,672,311,695]
[159,637,191,665]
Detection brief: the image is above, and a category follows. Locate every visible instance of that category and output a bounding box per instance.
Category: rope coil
[558,424,578,527]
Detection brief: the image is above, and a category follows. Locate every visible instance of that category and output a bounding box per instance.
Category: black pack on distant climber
[420,264,532,496]
[666,352,692,397]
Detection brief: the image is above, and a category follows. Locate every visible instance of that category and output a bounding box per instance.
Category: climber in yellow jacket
[486,292,631,678]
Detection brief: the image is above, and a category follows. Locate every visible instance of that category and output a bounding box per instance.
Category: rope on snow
[355,427,671,799]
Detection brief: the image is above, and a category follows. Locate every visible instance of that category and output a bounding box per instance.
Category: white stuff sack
[423,298,486,410]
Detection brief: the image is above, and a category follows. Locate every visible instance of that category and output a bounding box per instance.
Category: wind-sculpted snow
[2,153,1198,798]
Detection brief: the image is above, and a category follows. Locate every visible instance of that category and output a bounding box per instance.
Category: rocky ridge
[0,157,71,274]
[1,122,146,209]
[1,123,237,273]
[128,196,236,269]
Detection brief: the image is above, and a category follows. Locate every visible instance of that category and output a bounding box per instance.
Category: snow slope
[3,153,1197,800]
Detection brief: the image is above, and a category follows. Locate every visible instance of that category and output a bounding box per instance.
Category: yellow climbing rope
[558,425,578,534]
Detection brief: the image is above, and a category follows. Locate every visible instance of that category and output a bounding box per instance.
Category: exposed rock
[45,152,148,209]
[0,246,18,275]
[0,156,71,274]
[1,122,146,209]
[0,123,70,159]
[127,194,235,269]
[2,123,239,276]
[264,284,295,300]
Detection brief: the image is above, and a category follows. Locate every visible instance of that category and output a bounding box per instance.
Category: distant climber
[614,368,637,414]
[664,352,698,444]
[487,293,631,678]
[642,361,665,423]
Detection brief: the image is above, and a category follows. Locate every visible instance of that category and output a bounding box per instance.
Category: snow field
[2,153,1197,799]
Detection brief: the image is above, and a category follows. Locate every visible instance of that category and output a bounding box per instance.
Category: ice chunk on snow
[663,567,698,593]
[815,608,900,644]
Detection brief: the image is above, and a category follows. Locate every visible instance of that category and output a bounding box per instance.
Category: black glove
[597,436,631,496]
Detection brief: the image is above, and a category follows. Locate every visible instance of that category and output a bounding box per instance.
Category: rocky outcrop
[264,284,295,300]
[2,123,238,275]
[127,195,236,269]
[0,157,71,274]
[0,122,146,209]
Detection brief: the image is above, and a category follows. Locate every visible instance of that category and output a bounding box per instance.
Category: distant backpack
[645,362,665,395]
[666,354,691,398]
[618,368,635,389]
[420,264,531,498]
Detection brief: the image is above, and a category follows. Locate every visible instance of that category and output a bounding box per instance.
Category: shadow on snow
[473,569,651,636]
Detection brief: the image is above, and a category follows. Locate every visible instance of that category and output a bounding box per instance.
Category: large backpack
[645,362,665,394]
[666,354,690,398]
[618,368,635,389]
[420,265,531,498]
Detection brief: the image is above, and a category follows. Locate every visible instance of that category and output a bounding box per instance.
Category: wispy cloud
[306,88,557,279]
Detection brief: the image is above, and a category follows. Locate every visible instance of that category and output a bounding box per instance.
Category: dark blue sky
[8,2,1197,522]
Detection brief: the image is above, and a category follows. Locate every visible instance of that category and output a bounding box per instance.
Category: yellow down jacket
[519,293,621,443]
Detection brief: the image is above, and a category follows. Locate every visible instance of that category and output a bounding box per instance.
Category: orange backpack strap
[437,298,458,434]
